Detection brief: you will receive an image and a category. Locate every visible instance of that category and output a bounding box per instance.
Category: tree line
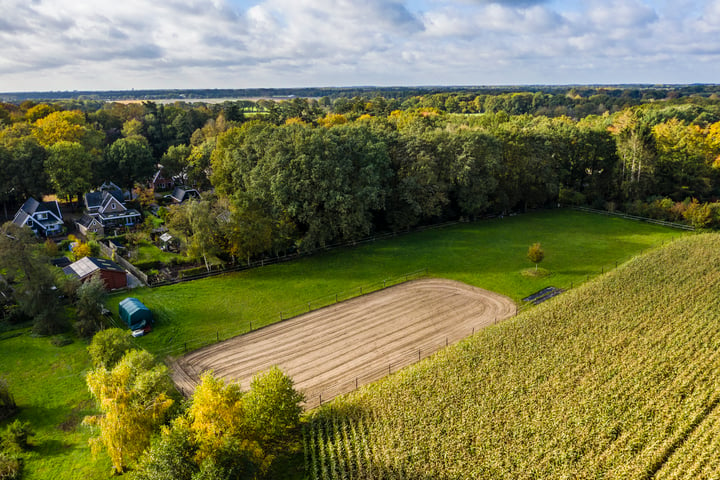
[83,329,304,478]
[2,94,720,261]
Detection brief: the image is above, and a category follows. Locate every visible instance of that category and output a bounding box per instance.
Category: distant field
[108,209,681,357]
[305,233,720,479]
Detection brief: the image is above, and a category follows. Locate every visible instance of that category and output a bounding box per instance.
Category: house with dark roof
[76,184,141,236]
[76,214,103,236]
[12,198,64,237]
[167,186,200,204]
[62,256,127,290]
[149,167,175,191]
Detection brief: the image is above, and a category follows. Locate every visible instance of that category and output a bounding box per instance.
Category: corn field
[304,233,720,479]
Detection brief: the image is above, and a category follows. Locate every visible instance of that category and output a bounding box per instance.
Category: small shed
[118,297,152,331]
[63,256,127,290]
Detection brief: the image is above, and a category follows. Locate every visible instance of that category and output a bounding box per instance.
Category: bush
[2,306,29,326]
[1,420,33,453]
[558,187,586,206]
[43,239,59,257]
[134,260,163,272]
[178,266,208,278]
[0,379,16,421]
[0,451,22,480]
[50,335,73,347]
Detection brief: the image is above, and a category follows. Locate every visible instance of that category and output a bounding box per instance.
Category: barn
[118,297,152,331]
[63,256,127,290]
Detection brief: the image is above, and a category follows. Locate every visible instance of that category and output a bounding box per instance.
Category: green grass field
[109,210,680,356]
[0,334,111,479]
[135,240,187,265]
[0,209,683,479]
[305,232,720,479]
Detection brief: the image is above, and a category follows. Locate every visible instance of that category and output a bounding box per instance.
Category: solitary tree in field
[527,242,545,271]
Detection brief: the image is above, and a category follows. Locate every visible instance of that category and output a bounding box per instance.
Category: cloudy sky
[0,0,719,92]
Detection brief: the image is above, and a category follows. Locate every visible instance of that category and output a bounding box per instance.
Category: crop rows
[304,233,720,479]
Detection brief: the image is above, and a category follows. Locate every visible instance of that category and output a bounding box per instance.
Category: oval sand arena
[172,279,516,408]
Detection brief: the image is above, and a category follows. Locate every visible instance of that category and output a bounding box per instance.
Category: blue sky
[0,0,718,92]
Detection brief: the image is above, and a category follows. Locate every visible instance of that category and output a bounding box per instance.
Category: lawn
[135,240,186,265]
[107,209,682,356]
[0,332,111,480]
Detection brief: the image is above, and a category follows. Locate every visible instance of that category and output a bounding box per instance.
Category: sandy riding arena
[171,278,516,408]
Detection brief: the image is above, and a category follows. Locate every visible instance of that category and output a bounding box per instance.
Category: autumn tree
[133,182,156,209]
[87,328,133,369]
[527,242,545,271]
[72,241,92,261]
[84,350,174,474]
[135,369,303,480]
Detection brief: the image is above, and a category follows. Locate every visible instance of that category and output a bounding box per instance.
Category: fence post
[360,287,362,295]
[356,378,358,389]
[216,331,219,341]
[418,349,421,360]
[319,394,322,406]
[388,364,391,375]
[335,293,338,303]
[184,342,187,352]
[446,337,448,347]
[308,302,311,312]
[249,321,252,330]
[383,280,386,288]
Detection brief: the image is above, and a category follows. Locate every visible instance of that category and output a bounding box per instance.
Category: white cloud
[0,0,719,90]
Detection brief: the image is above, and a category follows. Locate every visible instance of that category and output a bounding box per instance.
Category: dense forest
[2,87,720,261]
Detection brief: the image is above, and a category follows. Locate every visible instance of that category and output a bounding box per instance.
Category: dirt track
[171,279,516,408]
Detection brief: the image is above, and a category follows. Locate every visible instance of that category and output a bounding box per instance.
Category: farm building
[118,297,152,331]
[63,256,127,290]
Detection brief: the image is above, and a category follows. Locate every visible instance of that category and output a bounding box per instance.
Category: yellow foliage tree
[84,350,174,474]
[186,371,251,462]
[317,113,348,127]
[32,110,103,150]
[527,242,545,271]
[72,242,92,261]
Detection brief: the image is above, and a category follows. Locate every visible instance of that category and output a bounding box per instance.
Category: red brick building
[63,257,127,290]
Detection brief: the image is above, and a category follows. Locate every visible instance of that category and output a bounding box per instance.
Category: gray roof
[17,197,62,219]
[169,186,199,203]
[12,197,63,231]
[76,214,99,228]
[85,189,124,210]
[63,256,124,279]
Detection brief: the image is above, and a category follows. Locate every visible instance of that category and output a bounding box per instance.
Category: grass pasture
[0,334,110,480]
[305,233,720,479]
[110,210,680,356]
